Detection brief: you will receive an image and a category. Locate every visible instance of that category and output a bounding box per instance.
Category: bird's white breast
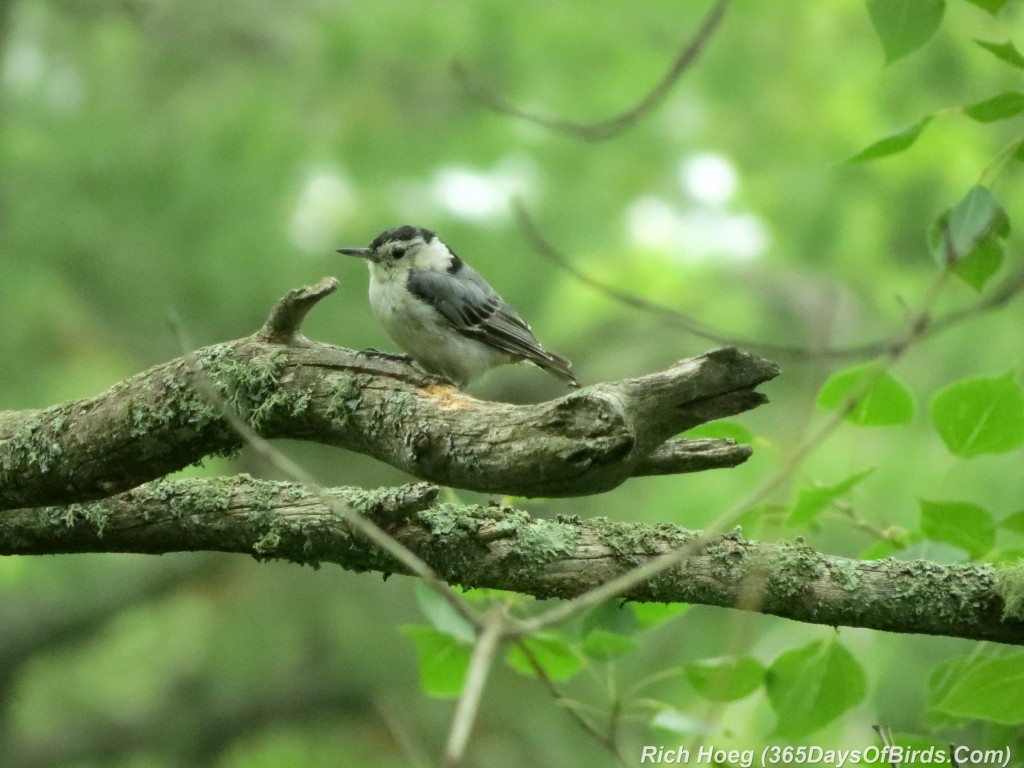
[368,271,509,384]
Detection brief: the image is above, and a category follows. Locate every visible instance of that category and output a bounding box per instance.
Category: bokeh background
[2,0,1023,764]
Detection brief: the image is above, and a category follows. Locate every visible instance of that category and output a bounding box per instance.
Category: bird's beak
[336,247,379,263]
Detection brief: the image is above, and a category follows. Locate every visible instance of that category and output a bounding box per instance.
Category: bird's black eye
[392,246,406,259]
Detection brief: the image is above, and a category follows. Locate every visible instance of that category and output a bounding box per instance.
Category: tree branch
[452,0,728,141]
[2,476,1021,646]
[0,281,777,510]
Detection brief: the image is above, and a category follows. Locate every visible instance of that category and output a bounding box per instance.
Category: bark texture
[0,279,776,509]
[14,281,1018,647]
[2,476,1020,645]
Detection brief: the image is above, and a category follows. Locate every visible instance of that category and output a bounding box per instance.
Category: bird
[337,225,580,388]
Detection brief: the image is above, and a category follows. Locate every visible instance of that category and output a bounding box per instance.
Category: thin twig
[515,203,1024,362]
[442,608,505,768]
[452,0,728,141]
[515,640,629,767]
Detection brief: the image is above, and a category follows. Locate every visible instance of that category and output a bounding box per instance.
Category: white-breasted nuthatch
[338,225,580,388]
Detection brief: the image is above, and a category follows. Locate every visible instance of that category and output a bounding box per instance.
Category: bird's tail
[538,351,581,388]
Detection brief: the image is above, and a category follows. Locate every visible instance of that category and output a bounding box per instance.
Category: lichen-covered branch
[2,476,1021,646]
[0,280,777,511]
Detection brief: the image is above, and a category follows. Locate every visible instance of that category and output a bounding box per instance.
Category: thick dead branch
[0,280,776,510]
[2,476,1020,646]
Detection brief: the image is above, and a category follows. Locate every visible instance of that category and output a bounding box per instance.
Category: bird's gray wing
[406,266,579,385]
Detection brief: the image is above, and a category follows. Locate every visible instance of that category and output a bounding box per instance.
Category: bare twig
[452,0,728,141]
[515,203,1024,362]
[515,640,629,766]
[442,608,504,768]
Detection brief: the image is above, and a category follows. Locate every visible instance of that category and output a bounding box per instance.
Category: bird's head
[337,225,454,280]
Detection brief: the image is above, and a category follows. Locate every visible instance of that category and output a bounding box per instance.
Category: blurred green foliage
[3,0,1024,764]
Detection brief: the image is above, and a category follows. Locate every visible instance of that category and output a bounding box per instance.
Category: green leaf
[651,708,710,735]
[682,420,754,445]
[506,634,585,681]
[765,638,866,738]
[943,186,1009,262]
[686,657,765,702]
[975,39,1024,69]
[582,629,639,660]
[919,499,996,558]
[817,363,916,426]
[930,373,1024,457]
[928,651,1024,723]
[850,117,932,162]
[582,600,637,636]
[950,237,1005,292]
[788,468,876,527]
[998,510,1024,534]
[962,0,1010,14]
[963,91,1024,122]
[633,602,690,629]
[867,0,945,63]
[414,582,474,643]
[985,547,1024,564]
[929,187,1010,268]
[401,625,472,699]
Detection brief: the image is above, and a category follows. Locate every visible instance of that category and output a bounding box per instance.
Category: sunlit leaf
[975,39,1024,69]
[850,117,932,162]
[866,0,945,63]
[788,468,876,527]
[985,548,1024,564]
[930,373,1024,457]
[401,625,472,699]
[633,602,690,629]
[998,510,1024,534]
[506,634,585,681]
[651,708,711,735]
[817,364,916,426]
[963,92,1024,122]
[686,657,765,702]
[414,582,474,643]
[962,0,1010,14]
[950,237,1005,292]
[919,499,995,558]
[928,651,1024,723]
[766,639,866,738]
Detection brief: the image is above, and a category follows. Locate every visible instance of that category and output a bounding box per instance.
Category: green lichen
[828,558,864,592]
[596,520,696,569]
[994,560,1024,621]
[507,513,580,563]
[253,528,283,555]
[762,539,827,602]
[325,375,362,423]
[51,500,110,537]
[1,410,68,483]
